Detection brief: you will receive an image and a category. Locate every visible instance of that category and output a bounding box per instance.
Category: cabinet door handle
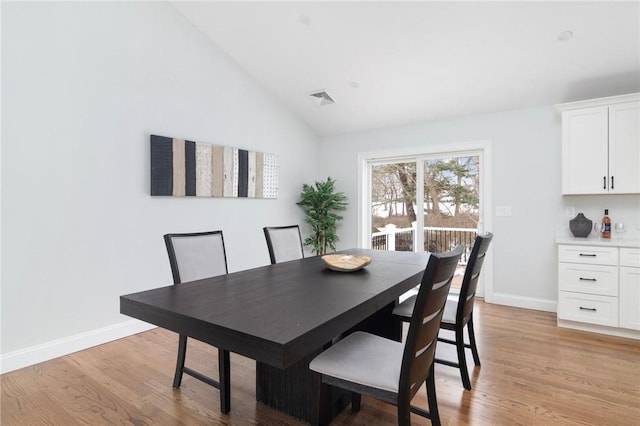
[579,253,597,257]
[579,307,597,312]
[579,277,597,282]
[611,176,614,189]
[603,176,607,190]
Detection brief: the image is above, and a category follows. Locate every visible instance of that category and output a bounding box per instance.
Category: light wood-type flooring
[2,301,639,425]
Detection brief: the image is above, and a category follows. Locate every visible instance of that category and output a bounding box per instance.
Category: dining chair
[263,225,304,264]
[393,232,493,391]
[163,230,231,413]
[309,246,463,426]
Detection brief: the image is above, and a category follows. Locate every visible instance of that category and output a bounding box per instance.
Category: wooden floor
[2,301,639,425]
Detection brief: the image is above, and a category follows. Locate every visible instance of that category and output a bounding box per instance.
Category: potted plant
[297,177,348,255]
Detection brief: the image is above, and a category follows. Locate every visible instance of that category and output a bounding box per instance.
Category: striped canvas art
[150,135,279,198]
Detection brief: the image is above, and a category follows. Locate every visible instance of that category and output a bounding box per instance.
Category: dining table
[120,248,429,424]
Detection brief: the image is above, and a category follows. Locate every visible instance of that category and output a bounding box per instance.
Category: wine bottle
[601,209,611,239]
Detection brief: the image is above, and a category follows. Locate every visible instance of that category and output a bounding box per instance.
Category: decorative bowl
[321,254,372,272]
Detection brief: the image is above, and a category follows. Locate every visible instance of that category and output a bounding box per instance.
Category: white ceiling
[172,1,640,137]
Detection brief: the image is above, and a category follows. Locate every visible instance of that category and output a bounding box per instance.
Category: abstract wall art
[150,135,279,198]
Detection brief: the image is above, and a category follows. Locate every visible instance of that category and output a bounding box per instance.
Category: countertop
[555,235,640,248]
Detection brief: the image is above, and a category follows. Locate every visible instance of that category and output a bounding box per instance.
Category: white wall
[1,2,320,372]
[320,106,640,311]
[4,2,638,374]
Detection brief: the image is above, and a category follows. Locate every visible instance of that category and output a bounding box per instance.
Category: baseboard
[557,319,640,340]
[0,319,156,374]
[485,292,557,313]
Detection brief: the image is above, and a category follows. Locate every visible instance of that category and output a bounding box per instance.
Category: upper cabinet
[557,94,639,195]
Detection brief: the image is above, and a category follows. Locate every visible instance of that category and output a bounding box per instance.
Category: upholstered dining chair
[263,225,304,264]
[393,232,493,391]
[163,230,231,413]
[309,246,463,426]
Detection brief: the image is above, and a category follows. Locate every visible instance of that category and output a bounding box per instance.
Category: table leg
[256,349,350,424]
[255,301,400,423]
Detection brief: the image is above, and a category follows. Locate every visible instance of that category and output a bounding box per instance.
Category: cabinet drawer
[558,245,618,265]
[558,263,618,296]
[620,248,640,267]
[558,292,618,327]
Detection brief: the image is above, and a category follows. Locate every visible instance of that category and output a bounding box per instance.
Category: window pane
[423,155,480,289]
[370,162,417,251]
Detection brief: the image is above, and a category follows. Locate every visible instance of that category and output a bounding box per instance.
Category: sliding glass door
[365,150,483,291]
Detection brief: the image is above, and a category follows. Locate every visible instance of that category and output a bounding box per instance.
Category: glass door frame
[357,140,493,299]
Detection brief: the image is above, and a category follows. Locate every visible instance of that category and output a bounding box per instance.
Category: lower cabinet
[619,248,640,330]
[557,244,640,338]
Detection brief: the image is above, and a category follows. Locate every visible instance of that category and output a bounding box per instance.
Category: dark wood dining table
[120,248,429,424]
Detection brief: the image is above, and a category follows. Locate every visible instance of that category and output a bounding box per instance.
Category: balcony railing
[371,225,478,263]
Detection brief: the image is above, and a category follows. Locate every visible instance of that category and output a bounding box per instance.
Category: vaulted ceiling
[172,1,640,136]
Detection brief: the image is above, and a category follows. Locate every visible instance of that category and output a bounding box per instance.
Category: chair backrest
[164,231,228,284]
[457,232,493,326]
[263,225,304,264]
[398,245,463,405]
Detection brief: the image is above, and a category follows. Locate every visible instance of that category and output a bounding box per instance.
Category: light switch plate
[496,206,512,217]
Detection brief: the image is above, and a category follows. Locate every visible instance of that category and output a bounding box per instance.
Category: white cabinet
[557,94,640,195]
[558,245,619,327]
[619,248,640,330]
[557,243,640,339]
[609,102,640,194]
[560,106,608,194]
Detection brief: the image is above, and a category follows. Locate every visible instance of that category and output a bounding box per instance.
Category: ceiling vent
[309,90,336,106]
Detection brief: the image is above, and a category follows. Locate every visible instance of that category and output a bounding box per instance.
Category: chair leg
[218,349,231,414]
[351,392,361,413]
[173,334,188,388]
[397,400,412,426]
[426,364,441,426]
[456,326,472,391]
[467,315,481,366]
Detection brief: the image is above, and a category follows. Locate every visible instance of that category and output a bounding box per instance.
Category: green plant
[297,177,348,255]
